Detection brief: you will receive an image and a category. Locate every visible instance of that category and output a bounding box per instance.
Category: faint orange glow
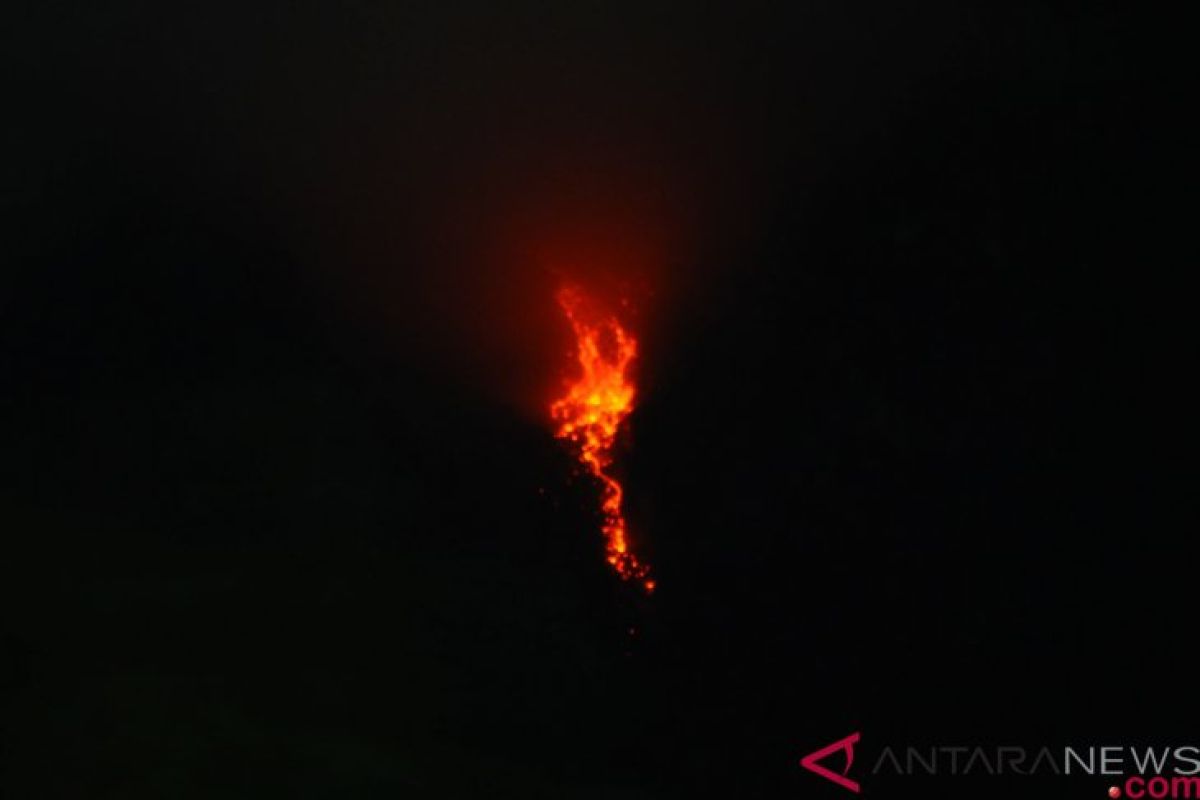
[551,286,654,592]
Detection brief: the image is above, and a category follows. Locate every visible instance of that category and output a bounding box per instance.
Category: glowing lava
[551,286,654,592]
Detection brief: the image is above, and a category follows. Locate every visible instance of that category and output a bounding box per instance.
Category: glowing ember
[551,286,655,593]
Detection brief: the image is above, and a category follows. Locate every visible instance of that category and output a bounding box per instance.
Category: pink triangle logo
[800,732,861,793]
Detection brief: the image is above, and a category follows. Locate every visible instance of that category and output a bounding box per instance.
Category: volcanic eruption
[551,286,654,593]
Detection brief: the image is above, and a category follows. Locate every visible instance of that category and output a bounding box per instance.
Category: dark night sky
[1,2,1182,798]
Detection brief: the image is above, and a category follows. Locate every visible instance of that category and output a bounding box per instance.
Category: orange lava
[550,286,654,593]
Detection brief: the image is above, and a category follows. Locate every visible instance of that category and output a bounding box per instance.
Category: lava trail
[550,286,654,593]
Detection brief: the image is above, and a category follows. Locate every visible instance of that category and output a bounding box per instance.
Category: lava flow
[550,286,654,593]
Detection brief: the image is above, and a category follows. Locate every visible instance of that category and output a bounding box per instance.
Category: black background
[2,2,1183,798]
